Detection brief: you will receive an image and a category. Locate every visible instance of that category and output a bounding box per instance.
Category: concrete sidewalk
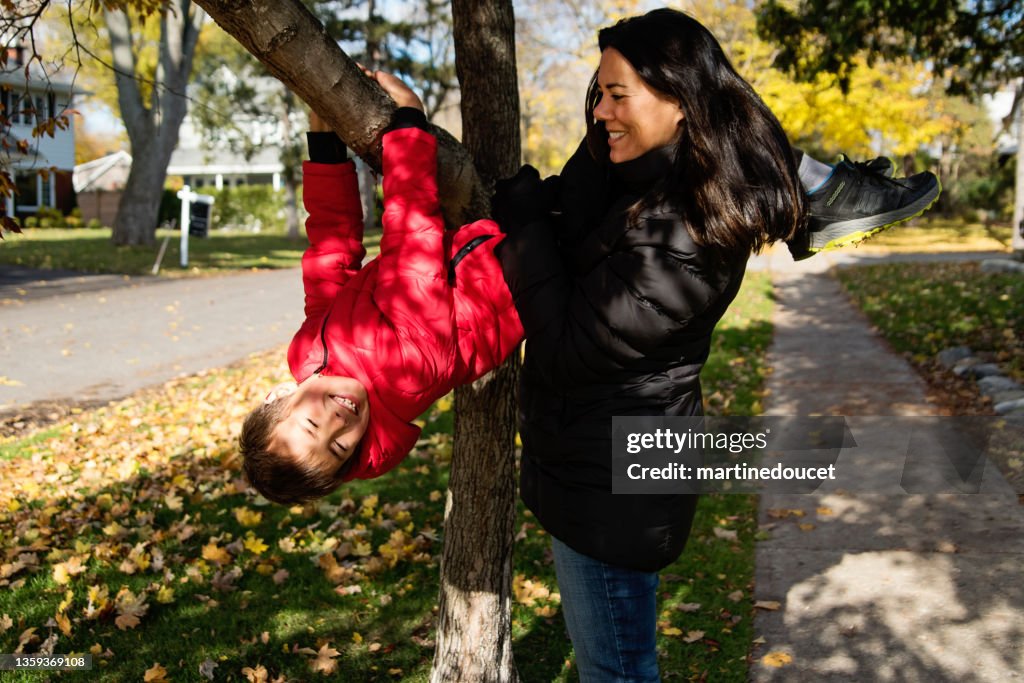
[751,250,1024,681]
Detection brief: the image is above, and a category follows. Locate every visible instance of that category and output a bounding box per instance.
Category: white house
[167,116,287,190]
[1,44,77,218]
[166,71,289,190]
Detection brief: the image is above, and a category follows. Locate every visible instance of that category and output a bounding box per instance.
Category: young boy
[240,72,939,505]
[239,73,524,504]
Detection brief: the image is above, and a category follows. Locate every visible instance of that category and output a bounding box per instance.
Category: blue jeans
[551,537,661,682]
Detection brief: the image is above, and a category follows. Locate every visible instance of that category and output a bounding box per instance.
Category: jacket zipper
[447,235,494,286]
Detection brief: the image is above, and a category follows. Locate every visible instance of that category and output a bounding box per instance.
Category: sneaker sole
[809,177,942,252]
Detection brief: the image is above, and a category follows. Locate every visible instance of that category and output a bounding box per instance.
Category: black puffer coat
[498,141,746,572]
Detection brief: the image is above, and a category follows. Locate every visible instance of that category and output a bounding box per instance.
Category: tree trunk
[1012,82,1023,257]
[106,0,204,246]
[431,2,522,682]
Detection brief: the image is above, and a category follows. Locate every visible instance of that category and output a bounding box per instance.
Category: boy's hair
[239,399,346,504]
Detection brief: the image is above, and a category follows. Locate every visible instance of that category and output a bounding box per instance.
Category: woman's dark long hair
[586,8,806,257]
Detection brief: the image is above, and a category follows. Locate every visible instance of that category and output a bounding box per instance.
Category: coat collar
[610,143,675,194]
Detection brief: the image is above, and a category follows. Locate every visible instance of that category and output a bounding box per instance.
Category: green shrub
[70,207,83,220]
[23,216,38,228]
[86,218,103,230]
[64,215,81,228]
[208,185,285,233]
[157,188,182,228]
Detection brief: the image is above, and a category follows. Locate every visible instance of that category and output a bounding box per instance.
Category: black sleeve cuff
[306,132,348,164]
[386,107,428,132]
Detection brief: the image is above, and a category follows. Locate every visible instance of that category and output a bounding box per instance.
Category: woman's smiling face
[592,47,685,163]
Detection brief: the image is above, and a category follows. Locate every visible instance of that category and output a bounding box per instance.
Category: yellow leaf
[155,586,175,604]
[201,543,232,566]
[352,632,363,644]
[243,534,269,555]
[798,523,816,532]
[661,626,683,636]
[762,651,793,667]
[234,508,263,528]
[7,500,20,512]
[55,612,72,636]
[816,507,834,516]
[533,605,558,618]
[144,663,169,682]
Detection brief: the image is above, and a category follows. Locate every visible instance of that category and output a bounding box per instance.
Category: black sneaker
[789,156,940,260]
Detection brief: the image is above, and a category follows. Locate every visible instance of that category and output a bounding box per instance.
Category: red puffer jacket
[289,127,522,481]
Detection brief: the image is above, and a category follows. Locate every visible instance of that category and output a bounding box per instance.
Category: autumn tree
[757,0,1024,253]
[100,1,205,246]
[188,0,522,679]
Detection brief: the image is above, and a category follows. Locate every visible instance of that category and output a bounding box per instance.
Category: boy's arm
[373,101,452,345]
[299,128,367,321]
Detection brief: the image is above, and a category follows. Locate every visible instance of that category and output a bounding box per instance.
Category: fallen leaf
[727,590,744,602]
[241,665,269,683]
[55,612,72,636]
[816,507,834,516]
[272,569,289,585]
[661,626,683,636]
[201,542,232,566]
[199,658,218,680]
[114,589,148,630]
[713,527,738,541]
[309,643,340,675]
[674,602,701,613]
[0,614,12,633]
[683,630,705,643]
[762,651,793,667]
[234,507,263,528]
[143,663,169,682]
[767,508,805,519]
[754,600,781,611]
[797,523,816,532]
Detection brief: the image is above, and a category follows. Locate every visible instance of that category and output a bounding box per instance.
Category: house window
[14,172,38,210]
[40,174,52,207]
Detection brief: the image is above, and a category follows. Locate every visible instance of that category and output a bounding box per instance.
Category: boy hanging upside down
[238,72,523,504]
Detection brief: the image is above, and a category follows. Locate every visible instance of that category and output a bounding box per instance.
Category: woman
[495,9,806,681]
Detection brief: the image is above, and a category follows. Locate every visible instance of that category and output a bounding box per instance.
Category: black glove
[491,165,561,233]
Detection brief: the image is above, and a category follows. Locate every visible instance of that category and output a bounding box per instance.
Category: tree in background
[102,1,204,246]
[756,0,1024,253]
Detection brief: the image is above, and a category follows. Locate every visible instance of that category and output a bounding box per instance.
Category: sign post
[176,185,215,267]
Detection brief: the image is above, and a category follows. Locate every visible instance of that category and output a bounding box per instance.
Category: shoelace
[841,154,911,190]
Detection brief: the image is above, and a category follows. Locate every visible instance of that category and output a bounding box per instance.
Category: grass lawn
[0,273,773,682]
[0,228,383,277]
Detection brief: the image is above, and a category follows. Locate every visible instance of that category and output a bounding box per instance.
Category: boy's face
[266,373,371,477]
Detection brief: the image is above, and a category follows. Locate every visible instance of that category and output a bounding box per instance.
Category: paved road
[0,266,303,412]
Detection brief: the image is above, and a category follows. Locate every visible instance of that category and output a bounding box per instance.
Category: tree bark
[192,0,487,228]
[107,0,204,246]
[1012,81,1023,257]
[430,2,521,681]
